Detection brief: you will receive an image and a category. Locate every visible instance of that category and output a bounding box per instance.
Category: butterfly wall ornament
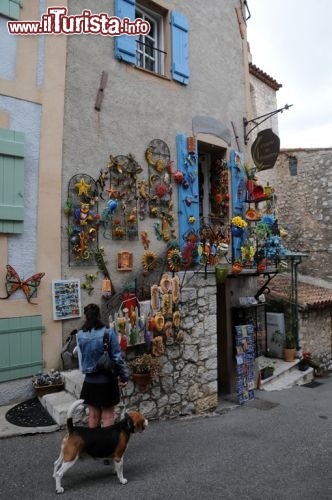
[0,265,45,304]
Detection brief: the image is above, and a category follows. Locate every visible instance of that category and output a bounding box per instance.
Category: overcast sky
[246,0,332,149]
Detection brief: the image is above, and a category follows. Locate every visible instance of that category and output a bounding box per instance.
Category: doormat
[245,398,279,411]
[301,381,323,389]
[5,398,56,427]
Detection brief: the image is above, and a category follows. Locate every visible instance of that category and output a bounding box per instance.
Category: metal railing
[136,40,166,76]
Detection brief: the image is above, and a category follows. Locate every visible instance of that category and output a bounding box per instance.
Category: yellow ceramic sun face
[75,177,91,196]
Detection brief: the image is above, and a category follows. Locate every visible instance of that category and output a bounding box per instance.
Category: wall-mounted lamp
[243,104,293,145]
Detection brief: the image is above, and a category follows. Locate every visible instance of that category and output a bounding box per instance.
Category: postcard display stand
[234,324,255,404]
[233,304,267,357]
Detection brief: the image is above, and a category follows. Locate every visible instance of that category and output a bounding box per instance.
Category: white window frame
[135,4,165,75]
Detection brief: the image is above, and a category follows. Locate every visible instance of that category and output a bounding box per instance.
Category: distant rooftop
[249,63,282,91]
[260,274,332,310]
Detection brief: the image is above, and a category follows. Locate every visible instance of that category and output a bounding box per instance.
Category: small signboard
[251,128,280,171]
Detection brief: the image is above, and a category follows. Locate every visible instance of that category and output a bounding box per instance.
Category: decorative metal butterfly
[0,265,45,304]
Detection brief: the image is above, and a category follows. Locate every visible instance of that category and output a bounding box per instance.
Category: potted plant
[299,352,323,376]
[32,370,64,396]
[260,365,275,380]
[128,353,161,391]
[232,259,243,276]
[231,216,248,237]
[284,331,296,362]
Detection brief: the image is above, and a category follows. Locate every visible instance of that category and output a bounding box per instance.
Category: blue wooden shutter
[114,0,136,65]
[0,315,43,382]
[170,11,189,85]
[0,128,25,234]
[229,150,246,259]
[0,0,22,19]
[177,134,199,251]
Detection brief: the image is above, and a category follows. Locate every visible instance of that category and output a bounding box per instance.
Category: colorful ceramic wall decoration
[81,273,98,295]
[147,273,183,349]
[66,174,99,266]
[144,139,175,242]
[0,264,45,304]
[102,154,140,240]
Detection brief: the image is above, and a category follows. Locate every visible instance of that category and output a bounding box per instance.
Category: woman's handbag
[96,330,118,376]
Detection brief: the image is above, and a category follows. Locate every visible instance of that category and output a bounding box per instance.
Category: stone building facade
[257,148,332,281]
[124,273,218,418]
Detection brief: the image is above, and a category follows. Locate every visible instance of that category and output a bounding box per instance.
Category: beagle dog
[53,399,148,494]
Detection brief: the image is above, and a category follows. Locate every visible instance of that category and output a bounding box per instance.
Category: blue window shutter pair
[0,128,25,234]
[177,134,199,251]
[114,0,189,85]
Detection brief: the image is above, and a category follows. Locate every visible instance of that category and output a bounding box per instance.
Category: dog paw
[56,487,64,494]
[119,478,128,485]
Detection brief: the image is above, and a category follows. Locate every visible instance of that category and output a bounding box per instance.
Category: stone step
[39,371,86,427]
[61,369,84,399]
[39,391,75,426]
[260,358,314,391]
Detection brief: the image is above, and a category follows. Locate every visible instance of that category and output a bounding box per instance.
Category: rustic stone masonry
[299,309,332,371]
[122,272,218,419]
[257,148,332,281]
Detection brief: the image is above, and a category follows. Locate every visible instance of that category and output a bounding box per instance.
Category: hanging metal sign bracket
[243,104,293,145]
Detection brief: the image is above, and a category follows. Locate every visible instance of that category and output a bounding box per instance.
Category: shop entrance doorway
[196,139,235,396]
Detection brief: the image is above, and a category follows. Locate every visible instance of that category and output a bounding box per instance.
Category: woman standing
[76,303,128,428]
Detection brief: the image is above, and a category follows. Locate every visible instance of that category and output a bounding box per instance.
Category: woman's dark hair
[81,303,105,331]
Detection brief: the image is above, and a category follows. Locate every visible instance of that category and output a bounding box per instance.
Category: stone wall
[122,272,218,419]
[266,296,332,371]
[257,148,332,281]
[299,308,332,371]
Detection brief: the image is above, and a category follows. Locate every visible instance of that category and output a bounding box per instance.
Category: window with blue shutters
[0,0,22,20]
[0,128,25,234]
[114,0,189,85]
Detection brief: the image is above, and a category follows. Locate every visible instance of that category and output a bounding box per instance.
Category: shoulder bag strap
[102,329,110,351]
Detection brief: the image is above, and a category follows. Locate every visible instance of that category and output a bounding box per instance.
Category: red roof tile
[259,274,332,310]
[249,63,282,91]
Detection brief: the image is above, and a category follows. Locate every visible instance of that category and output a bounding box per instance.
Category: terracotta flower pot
[284,348,296,362]
[132,372,152,392]
[232,263,243,276]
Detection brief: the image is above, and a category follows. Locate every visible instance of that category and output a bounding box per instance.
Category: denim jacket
[77,326,128,381]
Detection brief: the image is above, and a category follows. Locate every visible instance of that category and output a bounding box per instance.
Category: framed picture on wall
[52,279,81,320]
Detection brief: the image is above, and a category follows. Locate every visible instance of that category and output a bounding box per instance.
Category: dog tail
[66,398,85,434]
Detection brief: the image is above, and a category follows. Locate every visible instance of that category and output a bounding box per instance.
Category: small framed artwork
[117,251,133,271]
[52,279,82,320]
